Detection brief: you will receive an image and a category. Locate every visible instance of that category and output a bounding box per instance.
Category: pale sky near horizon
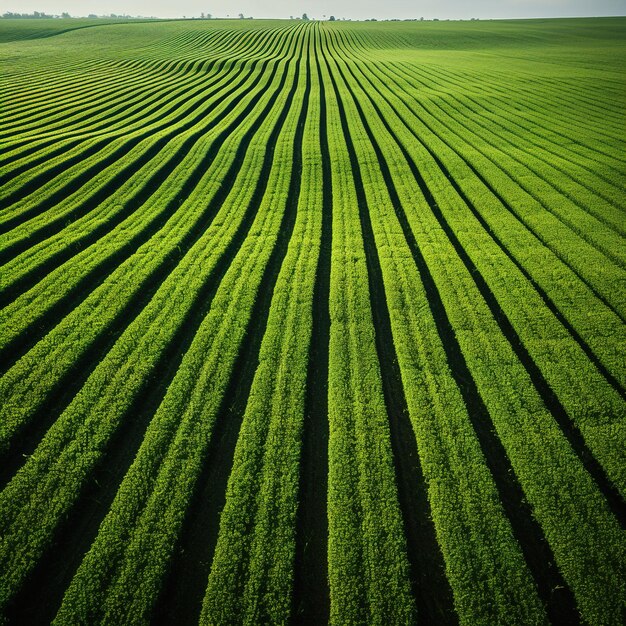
[2,0,626,20]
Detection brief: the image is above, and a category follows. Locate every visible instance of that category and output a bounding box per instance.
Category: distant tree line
[1,11,480,22]
[2,11,58,18]
[1,11,155,19]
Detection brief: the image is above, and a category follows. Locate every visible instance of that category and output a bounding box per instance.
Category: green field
[1,15,625,626]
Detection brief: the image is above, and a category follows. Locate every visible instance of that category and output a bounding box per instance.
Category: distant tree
[207,13,212,19]
[201,12,205,18]
[239,13,244,19]
[329,15,336,21]
[420,16,424,21]
[302,13,309,21]
[88,13,98,18]
[290,15,293,19]
[61,12,71,18]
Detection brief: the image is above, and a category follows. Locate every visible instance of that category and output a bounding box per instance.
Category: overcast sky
[3,0,626,20]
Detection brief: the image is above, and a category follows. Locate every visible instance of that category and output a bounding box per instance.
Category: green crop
[1,15,624,626]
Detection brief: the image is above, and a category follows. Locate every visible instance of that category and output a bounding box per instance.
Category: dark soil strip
[326,55,457,626]
[333,56,583,623]
[292,33,331,626]
[152,31,310,626]
[343,57,626,525]
[0,40,297,489]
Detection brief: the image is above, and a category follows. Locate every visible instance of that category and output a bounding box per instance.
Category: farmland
[0,15,625,625]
